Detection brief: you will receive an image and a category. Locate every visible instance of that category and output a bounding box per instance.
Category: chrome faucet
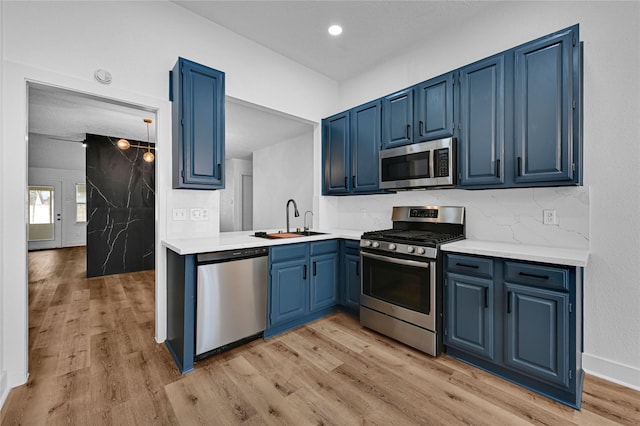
[304,210,314,232]
[286,199,299,233]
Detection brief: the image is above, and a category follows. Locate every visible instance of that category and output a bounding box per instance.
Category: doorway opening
[27,82,157,276]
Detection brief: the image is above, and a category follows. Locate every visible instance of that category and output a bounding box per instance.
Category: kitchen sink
[253,231,327,239]
[293,231,326,236]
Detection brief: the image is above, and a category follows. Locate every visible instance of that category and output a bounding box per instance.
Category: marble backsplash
[330,186,589,249]
[86,134,155,277]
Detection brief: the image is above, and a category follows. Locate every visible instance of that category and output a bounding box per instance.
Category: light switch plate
[173,208,186,221]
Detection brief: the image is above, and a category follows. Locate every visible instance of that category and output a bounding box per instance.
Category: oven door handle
[361,251,430,269]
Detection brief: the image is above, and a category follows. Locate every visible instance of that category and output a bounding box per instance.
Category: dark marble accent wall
[85,134,155,278]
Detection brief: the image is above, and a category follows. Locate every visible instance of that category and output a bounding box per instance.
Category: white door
[241,174,253,231]
[28,181,62,250]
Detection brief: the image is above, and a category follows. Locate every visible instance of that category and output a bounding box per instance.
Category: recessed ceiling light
[328,25,342,36]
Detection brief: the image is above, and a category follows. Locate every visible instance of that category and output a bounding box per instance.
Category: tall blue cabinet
[170,57,225,189]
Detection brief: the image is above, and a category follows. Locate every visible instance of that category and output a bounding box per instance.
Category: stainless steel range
[360,206,465,356]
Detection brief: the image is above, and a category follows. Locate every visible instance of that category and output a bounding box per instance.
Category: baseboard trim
[0,371,8,411]
[583,353,640,391]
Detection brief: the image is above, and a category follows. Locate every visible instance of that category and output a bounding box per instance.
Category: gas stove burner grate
[362,229,463,245]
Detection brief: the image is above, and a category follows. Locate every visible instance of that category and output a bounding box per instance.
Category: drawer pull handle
[406,124,411,140]
[483,287,489,308]
[303,265,307,280]
[507,291,512,314]
[519,272,549,280]
[456,262,479,269]
[313,262,317,276]
[496,159,501,178]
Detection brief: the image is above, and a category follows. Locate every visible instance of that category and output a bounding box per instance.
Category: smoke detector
[94,69,112,85]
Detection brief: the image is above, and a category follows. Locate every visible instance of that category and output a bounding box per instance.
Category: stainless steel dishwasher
[195,246,268,358]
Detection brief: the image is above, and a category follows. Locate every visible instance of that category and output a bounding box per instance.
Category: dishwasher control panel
[197,246,268,264]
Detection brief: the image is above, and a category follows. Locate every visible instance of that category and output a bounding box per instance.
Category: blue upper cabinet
[382,88,414,149]
[514,26,578,184]
[458,54,507,187]
[351,100,382,193]
[171,58,225,189]
[322,101,384,195]
[414,73,455,143]
[458,25,581,189]
[322,112,350,194]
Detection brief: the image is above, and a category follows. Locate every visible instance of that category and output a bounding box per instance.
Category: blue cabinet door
[350,100,381,193]
[171,58,225,189]
[514,26,576,184]
[414,73,454,142]
[343,252,361,310]
[322,112,350,194]
[382,88,414,149]
[269,258,308,327]
[310,252,339,312]
[445,272,495,361]
[458,54,507,187]
[504,282,570,388]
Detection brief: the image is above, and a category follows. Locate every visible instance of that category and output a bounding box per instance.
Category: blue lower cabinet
[270,258,308,326]
[444,253,583,409]
[340,240,361,312]
[310,252,339,312]
[266,240,339,337]
[445,272,495,361]
[504,283,570,388]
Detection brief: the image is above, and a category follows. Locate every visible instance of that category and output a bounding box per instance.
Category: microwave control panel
[434,148,450,178]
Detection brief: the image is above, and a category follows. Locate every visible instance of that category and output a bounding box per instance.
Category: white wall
[220,158,253,232]
[28,133,86,248]
[326,1,640,389]
[0,0,338,397]
[0,0,6,411]
[253,133,314,231]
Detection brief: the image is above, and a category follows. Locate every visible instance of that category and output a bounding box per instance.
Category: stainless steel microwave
[379,138,456,190]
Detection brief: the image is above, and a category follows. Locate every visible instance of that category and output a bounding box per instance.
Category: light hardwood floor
[2,247,639,425]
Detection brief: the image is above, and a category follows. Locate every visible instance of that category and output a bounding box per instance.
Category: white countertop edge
[162,228,362,255]
[442,240,589,267]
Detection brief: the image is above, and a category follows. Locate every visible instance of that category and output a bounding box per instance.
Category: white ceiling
[173,1,500,82]
[29,1,500,159]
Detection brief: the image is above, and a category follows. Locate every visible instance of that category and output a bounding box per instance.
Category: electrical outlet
[543,209,557,225]
[172,208,186,221]
[190,208,209,221]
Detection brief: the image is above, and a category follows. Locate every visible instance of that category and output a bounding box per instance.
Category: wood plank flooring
[2,247,639,425]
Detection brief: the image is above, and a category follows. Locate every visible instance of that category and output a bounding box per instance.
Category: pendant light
[142,118,154,163]
[115,118,155,162]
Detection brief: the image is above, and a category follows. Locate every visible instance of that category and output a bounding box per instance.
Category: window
[76,183,87,222]
[28,186,55,241]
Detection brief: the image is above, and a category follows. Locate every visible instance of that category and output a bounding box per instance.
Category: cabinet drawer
[344,240,360,255]
[446,254,494,278]
[270,243,307,263]
[504,262,568,291]
[310,240,339,256]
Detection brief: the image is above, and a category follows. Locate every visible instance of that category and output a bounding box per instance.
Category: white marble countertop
[442,240,589,267]
[162,228,362,255]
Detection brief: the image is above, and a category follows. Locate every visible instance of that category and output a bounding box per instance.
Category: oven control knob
[416,247,426,255]
[388,243,397,251]
[363,240,372,247]
[407,246,415,253]
[372,241,380,248]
